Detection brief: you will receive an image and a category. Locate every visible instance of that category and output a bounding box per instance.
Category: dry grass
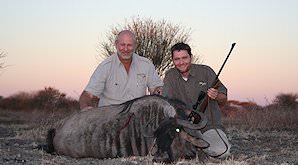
[1,105,297,164]
[223,106,298,131]
[0,108,76,140]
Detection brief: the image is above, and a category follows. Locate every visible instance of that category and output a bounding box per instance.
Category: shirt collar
[188,64,195,77]
[174,64,194,80]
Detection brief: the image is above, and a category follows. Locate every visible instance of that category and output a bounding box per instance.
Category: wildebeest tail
[46,128,56,154]
[36,128,56,153]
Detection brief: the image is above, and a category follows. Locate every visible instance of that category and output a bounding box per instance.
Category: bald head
[115,30,137,44]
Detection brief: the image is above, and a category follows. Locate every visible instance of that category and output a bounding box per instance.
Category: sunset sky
[0,0,297,106]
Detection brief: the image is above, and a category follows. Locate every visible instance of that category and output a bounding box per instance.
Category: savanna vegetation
[0,87,297,164]
[0,87,79,111]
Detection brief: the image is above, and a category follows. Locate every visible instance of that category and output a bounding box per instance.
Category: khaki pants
[202,129,231,158]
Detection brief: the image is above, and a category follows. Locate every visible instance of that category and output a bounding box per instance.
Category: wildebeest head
[143,98,209,163]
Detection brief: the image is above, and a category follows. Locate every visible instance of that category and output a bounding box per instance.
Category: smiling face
[115,30,136,61]
[172,50,192,77]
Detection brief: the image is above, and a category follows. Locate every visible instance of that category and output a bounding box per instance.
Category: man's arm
[79,91,99,111]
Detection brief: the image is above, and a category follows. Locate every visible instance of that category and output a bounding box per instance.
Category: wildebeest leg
[153,131,175,163]
[153,118,177,163]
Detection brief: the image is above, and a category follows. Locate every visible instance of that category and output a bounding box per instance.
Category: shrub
[0,92,34,110]
[272,93,297,110]
[0,87,79,111]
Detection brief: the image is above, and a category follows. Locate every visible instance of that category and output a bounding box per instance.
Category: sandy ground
[0,110,297,165]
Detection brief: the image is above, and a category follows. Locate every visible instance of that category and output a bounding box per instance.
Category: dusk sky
[0,0,297,106]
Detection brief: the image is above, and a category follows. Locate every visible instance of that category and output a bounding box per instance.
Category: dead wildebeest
[43,95,209,163]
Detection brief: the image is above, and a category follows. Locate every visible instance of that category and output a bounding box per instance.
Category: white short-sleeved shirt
[85,53,163,107]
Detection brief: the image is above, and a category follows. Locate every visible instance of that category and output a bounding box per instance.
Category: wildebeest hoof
[153,151,170,163]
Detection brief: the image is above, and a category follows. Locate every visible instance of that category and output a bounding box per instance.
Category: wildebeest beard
[152,118,179,163]
[42,95,208,163]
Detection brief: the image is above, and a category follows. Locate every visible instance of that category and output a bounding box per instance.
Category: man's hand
[79,91,99,111]
[207,88,218,100]
[151,86,163,95]
[207,88,227,105]
[81,106,94,112]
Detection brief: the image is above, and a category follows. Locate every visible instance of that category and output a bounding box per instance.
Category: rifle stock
[197,80,221,113]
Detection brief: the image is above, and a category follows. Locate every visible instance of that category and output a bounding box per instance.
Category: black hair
[170,42,192,58]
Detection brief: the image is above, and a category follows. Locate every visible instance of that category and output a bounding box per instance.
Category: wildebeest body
[51,95,176,158]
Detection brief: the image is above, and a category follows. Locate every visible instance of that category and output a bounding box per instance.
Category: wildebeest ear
[179,130,210,149]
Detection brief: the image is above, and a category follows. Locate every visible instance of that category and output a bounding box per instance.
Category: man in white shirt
[79,30,163,110]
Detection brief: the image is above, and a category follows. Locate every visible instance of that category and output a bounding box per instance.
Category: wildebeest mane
[117,95,190,117]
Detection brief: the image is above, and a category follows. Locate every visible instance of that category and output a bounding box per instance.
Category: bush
[272,93,297,110]
[0,87,79,111]
[0,92,34,110]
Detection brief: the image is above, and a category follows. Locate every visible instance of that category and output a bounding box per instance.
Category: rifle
[188,43,236,123]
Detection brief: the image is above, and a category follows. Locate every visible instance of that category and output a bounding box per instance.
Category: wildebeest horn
[176,111,207,130]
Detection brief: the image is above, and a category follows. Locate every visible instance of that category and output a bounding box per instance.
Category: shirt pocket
[137,73,146,87]
[105,74,120,94]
